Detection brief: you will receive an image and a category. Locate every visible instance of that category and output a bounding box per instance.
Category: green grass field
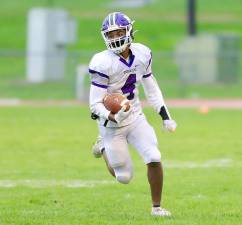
[0,106,241,225]
[0,1,241,224]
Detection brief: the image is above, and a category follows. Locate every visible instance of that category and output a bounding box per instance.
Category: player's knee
[146,149,161,164]
[116,172,133,184]
[114,165,133,184]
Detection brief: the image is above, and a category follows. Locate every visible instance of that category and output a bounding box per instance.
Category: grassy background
[0,106,241,225]
[0,0,242,99]
[1,0,242,50]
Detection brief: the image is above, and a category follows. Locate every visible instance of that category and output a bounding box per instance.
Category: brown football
[103,93,130,114]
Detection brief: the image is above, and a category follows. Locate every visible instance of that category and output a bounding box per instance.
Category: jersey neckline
[118,49,135,68]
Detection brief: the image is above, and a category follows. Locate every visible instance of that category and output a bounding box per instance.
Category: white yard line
[0,158,238,188]
[0,159,240,188]
[164,158,236,168]
[0,179,115,188]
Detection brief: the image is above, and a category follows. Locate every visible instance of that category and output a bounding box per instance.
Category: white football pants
[98,114,161,184]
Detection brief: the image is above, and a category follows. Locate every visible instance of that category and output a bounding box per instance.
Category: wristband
[159,106,170,120]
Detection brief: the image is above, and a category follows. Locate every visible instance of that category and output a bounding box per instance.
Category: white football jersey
[89,43,167,127]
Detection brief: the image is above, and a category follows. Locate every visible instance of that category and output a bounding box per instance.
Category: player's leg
[112,154,133,184]
[147,161,163,206]
[99,126,133,184]
[147,163,171,216]
[92,135,115,176]
[127,118,163,205]
[92,135,104,158]
[127,115,171,216]
[103,150,115,177]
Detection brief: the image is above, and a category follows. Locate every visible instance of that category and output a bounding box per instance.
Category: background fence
[0,49,241,100]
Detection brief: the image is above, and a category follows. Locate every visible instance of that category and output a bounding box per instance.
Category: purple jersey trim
[89,69,109,79]
[91,81,108,89]
[119,50,135,68]
[143,73,152,78]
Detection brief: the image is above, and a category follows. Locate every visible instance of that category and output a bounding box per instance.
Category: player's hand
[163,119,177,132]
[114,105,132,124]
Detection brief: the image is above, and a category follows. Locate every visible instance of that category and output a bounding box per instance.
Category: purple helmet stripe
[143,73,152,78]
[91,81,108,89]
[89,69,109,79]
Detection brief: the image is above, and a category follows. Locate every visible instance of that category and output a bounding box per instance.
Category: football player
[89,12,177,216]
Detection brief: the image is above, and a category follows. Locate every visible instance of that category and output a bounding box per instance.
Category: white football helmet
[101,12,135,54]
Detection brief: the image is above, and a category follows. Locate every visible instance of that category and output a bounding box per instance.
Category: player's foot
[92,136,104,158]
[151,207,171,217]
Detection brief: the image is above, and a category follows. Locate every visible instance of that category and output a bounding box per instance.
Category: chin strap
[159,105,170,120]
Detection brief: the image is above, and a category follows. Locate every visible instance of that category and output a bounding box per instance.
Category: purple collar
[119,50,135,68]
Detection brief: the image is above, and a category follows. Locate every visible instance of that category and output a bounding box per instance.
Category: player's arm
[140,45,176,132]
[141,73,171,119]
[90,86,131,124]
[141,48,170,116]
[141,73,168,115]
[141,74,176,132]
[89,80,110,120]
[88,54,114,121]
[89,69,131,124]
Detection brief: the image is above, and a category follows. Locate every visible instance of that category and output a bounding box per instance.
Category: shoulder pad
[89,50,112,74]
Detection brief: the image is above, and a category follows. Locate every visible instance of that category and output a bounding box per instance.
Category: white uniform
[89,43,169,183]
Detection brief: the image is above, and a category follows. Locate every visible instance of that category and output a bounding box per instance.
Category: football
[103,93,130,114]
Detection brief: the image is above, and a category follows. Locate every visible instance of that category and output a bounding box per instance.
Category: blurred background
[0,0,241,101]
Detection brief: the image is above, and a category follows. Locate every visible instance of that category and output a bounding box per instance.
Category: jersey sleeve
[141,74,171,119]
[135,43,153,75]
[88,53,110,120]
[89,53,110,88]
[137,43,171,119]
[144,49,152,75]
